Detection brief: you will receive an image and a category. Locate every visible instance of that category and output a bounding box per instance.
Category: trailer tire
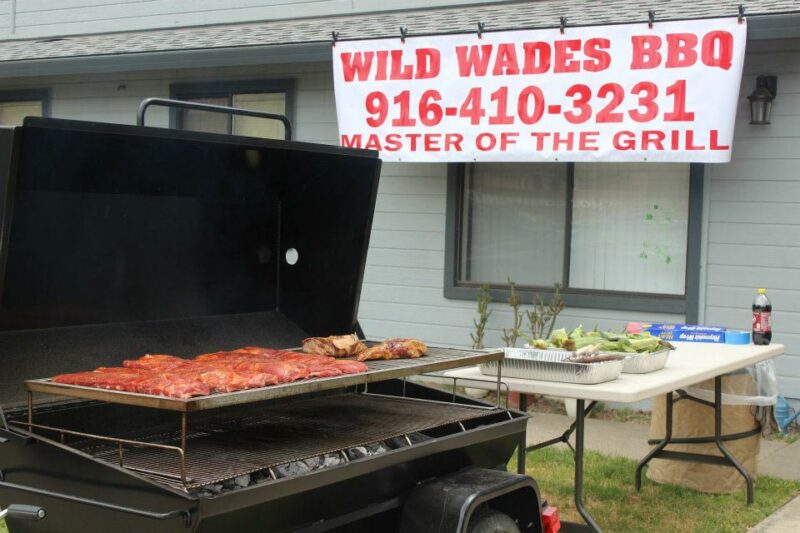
[467,510,521,533]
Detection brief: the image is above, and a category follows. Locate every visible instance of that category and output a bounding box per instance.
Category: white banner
[332,17,746,162]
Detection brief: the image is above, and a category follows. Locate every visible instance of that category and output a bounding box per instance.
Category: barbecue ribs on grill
[357,338,427,361]
[53,347,369,399]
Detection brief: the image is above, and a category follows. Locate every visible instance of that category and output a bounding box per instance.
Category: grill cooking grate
[70,393,502,490]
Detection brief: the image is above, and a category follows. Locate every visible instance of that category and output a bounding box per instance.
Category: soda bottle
[752,288,772,345]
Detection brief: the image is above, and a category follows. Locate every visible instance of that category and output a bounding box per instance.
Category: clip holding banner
[331,31,340,47]
[559,16,567,34]
[648,10,656,29]
[400,26,409,43]
[477,21,485,39]
[739,4,745,24]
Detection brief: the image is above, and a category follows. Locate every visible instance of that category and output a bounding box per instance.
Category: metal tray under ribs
[25,346,502,412]
[621,349,672,374]
[479,348,624,384]
[68,393,502,491]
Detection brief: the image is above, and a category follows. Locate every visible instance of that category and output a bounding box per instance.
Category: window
[447,162,702,315]
[0,89,49,125]
[171,80,292,139]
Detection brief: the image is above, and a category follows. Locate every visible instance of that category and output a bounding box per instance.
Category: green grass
[520,447,800,533]
[1,516,7,533]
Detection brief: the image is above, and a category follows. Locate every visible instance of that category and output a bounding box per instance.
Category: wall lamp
[748,75,777,125]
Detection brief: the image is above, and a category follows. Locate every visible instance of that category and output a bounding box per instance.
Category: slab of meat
[130,373,211,399]
[270,351,332,364]
[52,341,371,399]
[357,338,427,362]
[236,346,282,357]
[194,348,281,363]
[188,367,278,392]
[302,334,366,357]
[228,359,309,383]
[328,359,369,373]
[266,351,341,377]
[194,351,243,363]
[123,354,191,371]
[53,367,211,399]
[53,368,149,390]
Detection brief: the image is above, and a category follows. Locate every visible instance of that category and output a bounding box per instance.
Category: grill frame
[17,347,506,490]
[0,379,531,533]
[24,346,502,412]
[31,392,508,491]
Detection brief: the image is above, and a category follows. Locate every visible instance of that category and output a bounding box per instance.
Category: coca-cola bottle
[752,288,772,345]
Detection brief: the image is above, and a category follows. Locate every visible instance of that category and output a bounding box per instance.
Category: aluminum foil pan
[479,348,624,385]
[620,349,671,374]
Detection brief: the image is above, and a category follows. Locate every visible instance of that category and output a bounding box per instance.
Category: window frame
[169,79,295,136]
[0,88,51,120]
[444,162,704,320]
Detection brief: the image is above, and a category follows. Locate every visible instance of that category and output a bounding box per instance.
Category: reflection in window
[457,162,691,297]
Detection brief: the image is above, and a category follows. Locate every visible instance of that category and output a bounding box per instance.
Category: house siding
[704,39,800,400]
[2,1,502,39]
[0,38,796,399]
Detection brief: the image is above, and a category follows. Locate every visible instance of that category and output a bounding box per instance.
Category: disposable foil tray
[620,349,671,374]
[479,348,624,385]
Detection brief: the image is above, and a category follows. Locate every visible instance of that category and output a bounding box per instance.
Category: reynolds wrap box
[642,323,726,343]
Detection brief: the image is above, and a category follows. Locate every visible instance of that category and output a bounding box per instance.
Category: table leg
[635,381,756,505]
[525,400,600,532]
[635,391,673,491]
[574,399,602,533]
[527,401,596,455]
[517,393,528,475]
[713,375,755,505]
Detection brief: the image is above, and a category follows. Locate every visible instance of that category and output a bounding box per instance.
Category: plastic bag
[683,360,777,406]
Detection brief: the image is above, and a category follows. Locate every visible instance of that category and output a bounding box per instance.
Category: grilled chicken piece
[356,338,427,362]
[302,334,366,357]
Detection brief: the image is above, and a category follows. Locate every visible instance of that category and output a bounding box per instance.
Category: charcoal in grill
[275,461,311,478]
[321,453,343,468]
[234,474,251,488]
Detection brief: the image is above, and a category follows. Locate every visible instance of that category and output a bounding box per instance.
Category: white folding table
[435,342,785,533]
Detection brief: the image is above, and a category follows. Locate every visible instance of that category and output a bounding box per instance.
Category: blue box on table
[642,323,726,343]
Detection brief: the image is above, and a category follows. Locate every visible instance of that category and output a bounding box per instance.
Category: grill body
[0,114,539,532]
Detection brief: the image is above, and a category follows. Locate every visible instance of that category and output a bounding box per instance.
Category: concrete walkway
[525,412,800,532]
[749,496,800,532]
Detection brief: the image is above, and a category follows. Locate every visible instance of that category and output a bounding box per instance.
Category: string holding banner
[559,16,567,34]
[648,10,656,29]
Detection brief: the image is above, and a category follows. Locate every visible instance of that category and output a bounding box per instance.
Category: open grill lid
[0,116,381,405]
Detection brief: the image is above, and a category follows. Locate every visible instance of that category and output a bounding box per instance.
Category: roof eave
[0,13,797,80]
[0,41,331,79]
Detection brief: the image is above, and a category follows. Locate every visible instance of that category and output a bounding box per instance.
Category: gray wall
[703,39,800,398]
[0,39,796,399]
[0,1,502,39]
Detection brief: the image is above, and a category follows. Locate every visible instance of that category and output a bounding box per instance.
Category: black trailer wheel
[468,509,521,533]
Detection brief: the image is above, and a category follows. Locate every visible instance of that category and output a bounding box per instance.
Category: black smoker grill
[0,101,542,533]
